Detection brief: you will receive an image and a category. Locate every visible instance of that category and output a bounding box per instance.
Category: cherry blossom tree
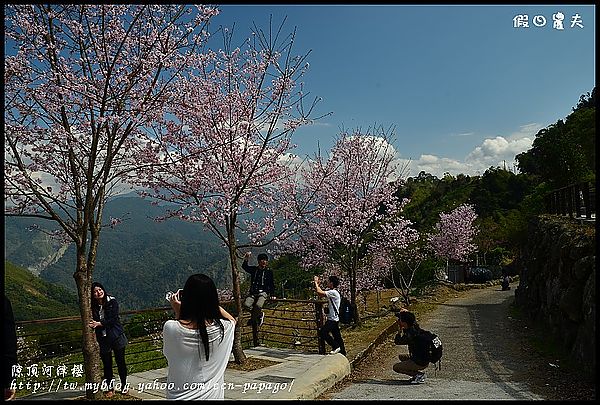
[428,203,479,274]
[132,19,327,363]
[370,219,421,306]
[4,5,218,397]
[288,126,411,324]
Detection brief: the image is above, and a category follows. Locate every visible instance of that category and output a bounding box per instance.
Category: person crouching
[393,310,428,384]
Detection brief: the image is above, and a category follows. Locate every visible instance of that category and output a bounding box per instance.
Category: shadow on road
[356,379,412,386]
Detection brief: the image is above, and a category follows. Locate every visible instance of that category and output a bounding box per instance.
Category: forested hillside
[5,194,232,311]
[4,261,79,321]
[516,88,596,188]
[4,217,65,275]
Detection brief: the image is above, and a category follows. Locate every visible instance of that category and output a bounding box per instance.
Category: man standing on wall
[242,252,275,327]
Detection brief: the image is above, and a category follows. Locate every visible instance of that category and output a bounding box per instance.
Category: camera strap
[328,295,339,317]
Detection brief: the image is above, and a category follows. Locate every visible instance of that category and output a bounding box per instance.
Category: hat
[257,253,269,261]
[395,311,416,326]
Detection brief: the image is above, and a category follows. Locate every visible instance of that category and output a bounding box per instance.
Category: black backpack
[421,329,443,370]
[329,295,353,324]
[339,297,353,324]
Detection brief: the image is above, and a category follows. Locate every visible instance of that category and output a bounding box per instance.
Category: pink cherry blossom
[130,19,327,361]
[4,5,218,395]
[280,126,413,321]
[428,203,479,265]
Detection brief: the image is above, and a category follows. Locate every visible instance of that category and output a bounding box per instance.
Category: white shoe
[410,372,426,384]
[329,347,341,354]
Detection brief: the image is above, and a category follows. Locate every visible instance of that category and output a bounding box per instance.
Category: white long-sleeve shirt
[162,319,235,400]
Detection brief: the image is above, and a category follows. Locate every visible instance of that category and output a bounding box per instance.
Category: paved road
[321,285,545,400]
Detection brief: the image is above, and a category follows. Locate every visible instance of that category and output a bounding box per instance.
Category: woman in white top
[163,274,236,400]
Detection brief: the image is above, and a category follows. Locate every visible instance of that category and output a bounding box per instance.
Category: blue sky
[213,4,596,177]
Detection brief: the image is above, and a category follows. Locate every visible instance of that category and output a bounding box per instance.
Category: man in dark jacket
[393,310,429,384]
[242,252,275,327]
[89,282,129,396]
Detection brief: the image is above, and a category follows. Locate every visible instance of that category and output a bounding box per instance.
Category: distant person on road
[393,311,429,384]
[501,270,511,291]
[163,273,236,400]
[313,275,346,356]
[89,282,129,397]
[242,252,275,327]
[3,295,17,401]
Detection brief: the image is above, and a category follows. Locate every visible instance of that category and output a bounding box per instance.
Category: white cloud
[406,155,472,178]
[279,152,308,173]
[506,122,542,141]
[465,135,533,173]
[419,154,439,164]
[403,123,540,178]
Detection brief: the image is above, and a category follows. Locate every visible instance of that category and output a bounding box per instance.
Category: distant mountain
[4,216,68,275]
[4,194,232,311]
[4,260,80,321]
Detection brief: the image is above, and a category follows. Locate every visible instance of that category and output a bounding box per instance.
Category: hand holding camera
[166,289,183,318]
[165,289,183,302]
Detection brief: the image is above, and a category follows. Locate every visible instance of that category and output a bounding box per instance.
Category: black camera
[323,305,330,315]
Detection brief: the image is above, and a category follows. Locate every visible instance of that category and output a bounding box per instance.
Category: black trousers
[319,320,346,355]
[100,347,127,389]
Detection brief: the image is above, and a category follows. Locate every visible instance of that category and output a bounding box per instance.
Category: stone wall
[514,215,595,376]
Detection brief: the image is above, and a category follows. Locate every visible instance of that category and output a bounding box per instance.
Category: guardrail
[11,289,397,398]
[13,298,328,391]
[545,181,595,220]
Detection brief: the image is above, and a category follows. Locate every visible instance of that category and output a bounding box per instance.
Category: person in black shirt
[242,252,275,327]
[89,282,129,397]
[393,310,429,384]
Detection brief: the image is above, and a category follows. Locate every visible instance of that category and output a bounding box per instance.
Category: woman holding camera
[163,274,236,400]
[89,282,129,397]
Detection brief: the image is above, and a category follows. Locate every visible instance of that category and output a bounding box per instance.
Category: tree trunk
[350,266,361,326]
[74,248,102,400]
[401,277,411,307]
[78,187,106,399]
[226,222,247,364]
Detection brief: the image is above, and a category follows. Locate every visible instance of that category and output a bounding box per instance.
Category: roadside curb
[292,353,351,399]
[348,315,398,370]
